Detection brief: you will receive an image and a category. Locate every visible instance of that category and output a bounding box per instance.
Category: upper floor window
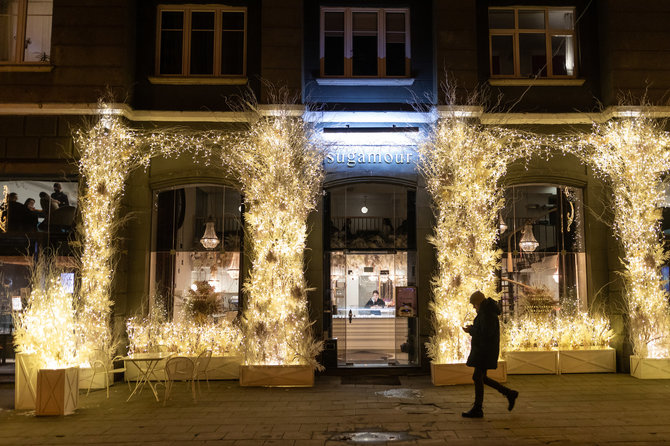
[0,0,52,63]
[321,7,410,78]
[156,5,246,77]
[488,7,576,78]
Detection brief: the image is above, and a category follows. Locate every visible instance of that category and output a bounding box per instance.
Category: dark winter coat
[466,297,501,370]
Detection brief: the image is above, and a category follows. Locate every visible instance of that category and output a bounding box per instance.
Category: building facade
[2,0,670,371]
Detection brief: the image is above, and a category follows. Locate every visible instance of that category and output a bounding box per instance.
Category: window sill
[488,78,586,87]
[315,78,415,86]
[0,64,54,72]
[148,76,248,86]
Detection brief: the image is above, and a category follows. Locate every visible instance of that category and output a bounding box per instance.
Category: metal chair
[163,356,196,406]
[87,349,129,398]
[193,349,213,393]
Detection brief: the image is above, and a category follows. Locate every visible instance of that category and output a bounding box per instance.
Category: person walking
[462,290,518,418]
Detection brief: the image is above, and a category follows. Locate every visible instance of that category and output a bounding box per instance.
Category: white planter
[36,367,79,416]
[559,348,616,374]
[78,366,112,390]
[504,350,559,375]
[239,364,314,387]
[431,361,507,386]
[15,353,38,410]
[124,355,241,381]
[630,355,670,379]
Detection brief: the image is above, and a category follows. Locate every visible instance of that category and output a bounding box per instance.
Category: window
[156,5,246,77]
[321,7,410,78]
[488,7,576,78]
[0,0,52,63]
[150,185,242,319]
[498,185,587,319]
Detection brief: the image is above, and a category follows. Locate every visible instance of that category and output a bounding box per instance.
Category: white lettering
[347,153,356,167]
[384,153,393,164]
[368,152,381,163]
[395,154,404,164]
[326,153,335,163]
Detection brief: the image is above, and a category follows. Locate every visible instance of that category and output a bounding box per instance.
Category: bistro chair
[193,349,213,393]
[163,357,196,406]
[87,349,130,398]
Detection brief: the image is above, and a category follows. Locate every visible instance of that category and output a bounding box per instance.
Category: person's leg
[482,370,519,411]
[462,367,485,418]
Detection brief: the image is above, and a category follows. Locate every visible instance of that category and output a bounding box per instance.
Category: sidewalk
[0,373,669,445]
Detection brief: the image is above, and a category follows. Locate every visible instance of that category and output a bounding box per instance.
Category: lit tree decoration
[229,99,324,368]
[0,185,7,232]
[420,109,545,363]
[572,112,670,358]
[13,253,78,369]
[73,102,146,363]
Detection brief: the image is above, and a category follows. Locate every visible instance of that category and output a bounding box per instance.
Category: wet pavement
[1,372,669,445]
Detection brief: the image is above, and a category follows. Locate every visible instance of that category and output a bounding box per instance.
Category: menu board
[395,286,416,317]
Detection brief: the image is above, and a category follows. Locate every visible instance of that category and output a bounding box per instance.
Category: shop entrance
[324,183,418,367]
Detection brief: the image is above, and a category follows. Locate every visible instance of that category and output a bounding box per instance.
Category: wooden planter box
[504,350,559,375]
[78,367,111,390]
[630,355,670,379]
[431,361,507,386]
[239,364,314,387]
[36,367,79,416]
[559,348,616,374]
[125,355,241,381]
[15,353,38,410]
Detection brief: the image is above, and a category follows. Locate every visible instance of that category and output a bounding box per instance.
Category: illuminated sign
[325,148,416,169]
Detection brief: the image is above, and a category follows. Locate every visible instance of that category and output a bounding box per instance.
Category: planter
[78,366,112,390]
[35,367,79,416]
[504,350,559,375]
[15,353,38,410]
[125,355,242,381]
[559,348,616,374]
[239,364,314,387]
[630,355,670,379]
[431,361,507,386]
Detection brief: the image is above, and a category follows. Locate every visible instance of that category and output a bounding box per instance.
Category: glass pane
[386,12,405,32]
[488,9,514,29]
[518,9,545,29]
[192,11,214,29]
[221,30,244,75]
[324,34,344,75]
[352,12,377,32]
[222,11,244,30]
[160,30,183,74]
[190,29,214,75]
[519,33,546,77]
[161,10,183,29]
[23,0,52,62]
[386,41,405,76]
[548,10,574,30]
[551,35,575,76]
[0,0,19,62]
[491,35,514,75]
[352,35,377,76]
[324,11,343,31]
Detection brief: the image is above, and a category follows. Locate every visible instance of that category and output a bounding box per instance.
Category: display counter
[333,307,396,318]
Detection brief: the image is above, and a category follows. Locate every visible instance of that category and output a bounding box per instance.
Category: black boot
[507,390,519,411]
[461,407,484,418]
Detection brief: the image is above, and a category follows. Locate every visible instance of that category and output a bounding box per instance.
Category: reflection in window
[498,185,586,319]
[326,183,415,250]
[0,0,52,63]
[150,185,242,320]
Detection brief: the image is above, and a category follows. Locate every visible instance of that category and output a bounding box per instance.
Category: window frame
[488,6,577,79]
[0,0,52,65]
[319,7,411,78]
[155,4,247,78]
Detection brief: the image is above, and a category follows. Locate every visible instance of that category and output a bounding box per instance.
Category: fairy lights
[571,115,670,358]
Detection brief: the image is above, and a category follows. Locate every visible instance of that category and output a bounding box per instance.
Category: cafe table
[123,352,174,402]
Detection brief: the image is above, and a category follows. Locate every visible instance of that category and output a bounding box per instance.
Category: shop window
[156,5,246,77]
[0,180,78,236]
[488,7,576,78]
[321,7,410,77]
[0,0,52,63]
[498,184,586,318]
[150,185,242,320]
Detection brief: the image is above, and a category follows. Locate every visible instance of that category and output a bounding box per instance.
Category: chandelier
[519,223,539,252]
[200,217,220,250]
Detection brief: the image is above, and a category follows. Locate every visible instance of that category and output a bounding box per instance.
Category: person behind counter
[364,290,385,308]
